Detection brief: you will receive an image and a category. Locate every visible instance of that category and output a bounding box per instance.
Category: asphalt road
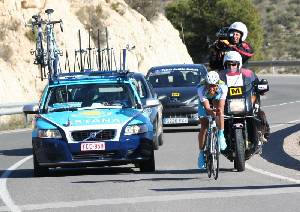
[0,75,299,212]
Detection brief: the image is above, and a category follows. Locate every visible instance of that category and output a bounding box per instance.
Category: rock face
[0,0,192,103]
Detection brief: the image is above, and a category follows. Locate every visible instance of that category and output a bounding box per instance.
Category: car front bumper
[162,105,199,125]
[33,135,153,168]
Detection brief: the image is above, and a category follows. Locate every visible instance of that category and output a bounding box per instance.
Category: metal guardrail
[247,60,300,67]
[0,102,37,116]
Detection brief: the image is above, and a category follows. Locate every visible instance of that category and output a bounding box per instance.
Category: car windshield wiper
[49,107,79,112]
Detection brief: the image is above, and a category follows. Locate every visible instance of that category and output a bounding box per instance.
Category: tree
[166,0,264,63]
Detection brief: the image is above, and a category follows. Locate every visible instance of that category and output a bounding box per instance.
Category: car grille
[72,152,118,160]
[71,129,116,141]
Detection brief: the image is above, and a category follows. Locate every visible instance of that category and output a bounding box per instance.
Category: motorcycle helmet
[228,22,248,41]
[205,71,220,85]
[223,51,243,69]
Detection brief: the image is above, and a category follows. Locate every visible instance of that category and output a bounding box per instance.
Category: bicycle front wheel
[211,128,219,180]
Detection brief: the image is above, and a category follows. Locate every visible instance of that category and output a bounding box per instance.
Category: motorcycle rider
[219,51,270,150]
[197,71,228,169]
[209,21,254,70]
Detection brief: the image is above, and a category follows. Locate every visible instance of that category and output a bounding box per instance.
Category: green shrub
[0,44,13,62]
[24,29,36,42]
[125,0,164,20]
[76,4,107,43]
[111,2,126,15]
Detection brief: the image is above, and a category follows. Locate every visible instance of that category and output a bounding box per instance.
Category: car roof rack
[27,9,130,84]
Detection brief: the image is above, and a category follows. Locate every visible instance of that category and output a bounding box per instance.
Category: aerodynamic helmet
[205,71,220,85]
[229,22,248,41]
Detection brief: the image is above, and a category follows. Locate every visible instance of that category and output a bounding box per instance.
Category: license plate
[163,118,188,124]
[81,142,105,151]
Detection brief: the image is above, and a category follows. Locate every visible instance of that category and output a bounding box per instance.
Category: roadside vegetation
[124,0,164,20]
[165,0,263,63]
[253,0,300,60]
[0,114,33,131]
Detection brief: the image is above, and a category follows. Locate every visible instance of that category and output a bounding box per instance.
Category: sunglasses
[226,62,238,67]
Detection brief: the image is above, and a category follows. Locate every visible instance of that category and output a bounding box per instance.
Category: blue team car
[23,71,161,176]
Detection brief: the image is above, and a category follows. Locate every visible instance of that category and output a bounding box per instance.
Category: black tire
[139,148,155,172]
[206,154,212,178]
[234,128,245,172]
[205,132,212,178]
[153,119,159,150]
[158,133,164,146]
[33,154,49,177]
[212,128,219,180]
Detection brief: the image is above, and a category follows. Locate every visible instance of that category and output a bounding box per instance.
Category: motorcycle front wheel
[234,128,245,172]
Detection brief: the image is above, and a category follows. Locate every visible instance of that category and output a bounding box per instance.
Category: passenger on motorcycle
[219,51,270,148]
[197,71,228,169]
[209,21,254,70]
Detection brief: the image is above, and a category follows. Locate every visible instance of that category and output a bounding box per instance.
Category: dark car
[146,64,208,126]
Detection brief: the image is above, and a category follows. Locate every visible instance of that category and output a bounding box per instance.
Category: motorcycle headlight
[124,124,148,135]
[228,99,246,114]
[38,129,62,139]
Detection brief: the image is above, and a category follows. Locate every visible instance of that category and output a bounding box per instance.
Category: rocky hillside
[0,0,192,103]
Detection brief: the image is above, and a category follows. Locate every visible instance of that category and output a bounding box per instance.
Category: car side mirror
[23,103,39,115]
[144,98,160,108]
[158,95,167,101]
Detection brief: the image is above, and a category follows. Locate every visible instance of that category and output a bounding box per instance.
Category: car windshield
[44,83,136,112]
[147,67,205,88]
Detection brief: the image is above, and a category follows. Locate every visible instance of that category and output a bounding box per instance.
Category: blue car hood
[39,108,142,128]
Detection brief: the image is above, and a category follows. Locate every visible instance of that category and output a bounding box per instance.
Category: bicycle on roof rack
[27,9,63,81]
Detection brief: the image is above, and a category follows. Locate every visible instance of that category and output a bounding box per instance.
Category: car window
[45,83,136,111]
[147,67,205,88]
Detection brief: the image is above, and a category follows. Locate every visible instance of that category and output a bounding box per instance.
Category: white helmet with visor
[229,22,248,41]
[223,51,243,69]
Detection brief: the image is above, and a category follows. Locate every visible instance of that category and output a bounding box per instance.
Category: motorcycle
[223,71,269,171]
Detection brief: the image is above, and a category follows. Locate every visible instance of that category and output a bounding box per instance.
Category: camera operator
[209,22,254,70]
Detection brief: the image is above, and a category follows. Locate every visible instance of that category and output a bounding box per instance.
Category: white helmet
[229,22,248,41]
[205,71,220,85]
[223,51,243,68]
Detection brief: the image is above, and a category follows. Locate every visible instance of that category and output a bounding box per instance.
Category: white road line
[246,163,300,184]
[0,186,297,211]
[0,156,32,212]
[270,119,300,129]
[262,100,300,108]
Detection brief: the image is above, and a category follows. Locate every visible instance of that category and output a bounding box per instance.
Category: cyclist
[197,71,228,169]
[219,51,270,148]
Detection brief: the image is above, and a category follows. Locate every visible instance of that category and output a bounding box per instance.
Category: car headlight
[228,99,246,114]
[38,129,62,139]
[124,124,148,135]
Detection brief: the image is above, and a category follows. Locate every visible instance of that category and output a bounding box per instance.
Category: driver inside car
[197,71,228,169]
